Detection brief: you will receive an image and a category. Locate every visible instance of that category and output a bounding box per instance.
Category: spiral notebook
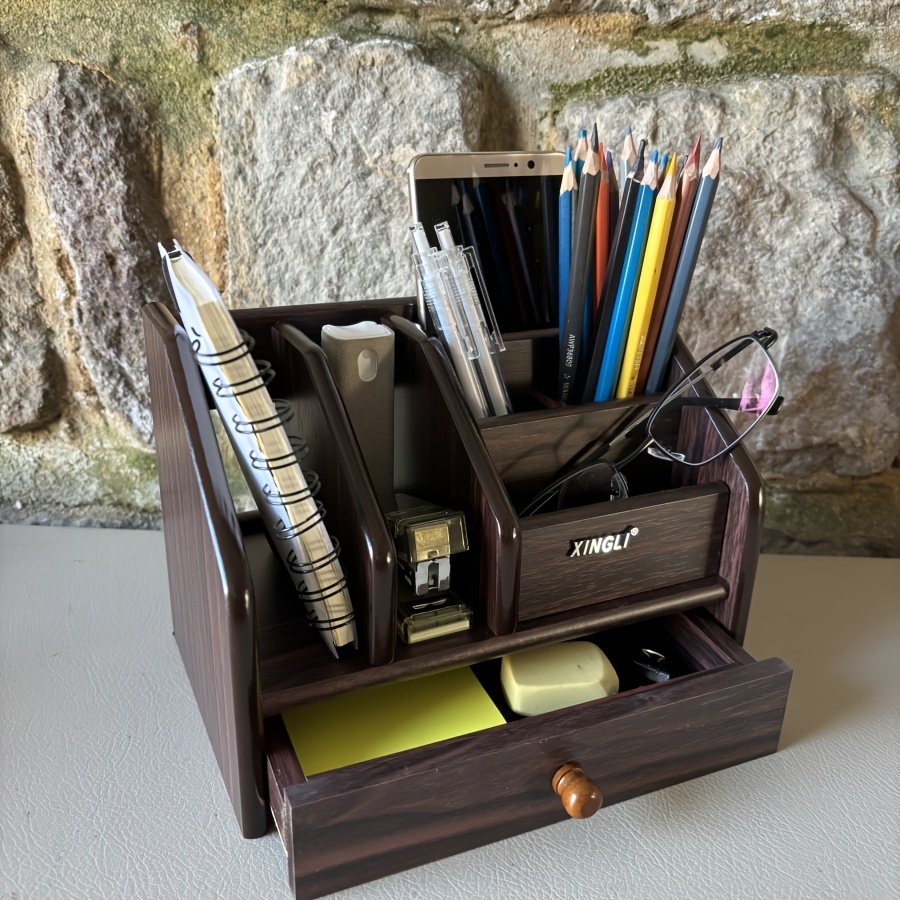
[159,240,357,657]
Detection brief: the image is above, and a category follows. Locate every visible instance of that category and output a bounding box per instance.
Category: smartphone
[408,151,564,334]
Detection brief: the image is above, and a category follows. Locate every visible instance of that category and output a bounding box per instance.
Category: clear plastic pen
[410,223,490,419]
[434,222,511,417]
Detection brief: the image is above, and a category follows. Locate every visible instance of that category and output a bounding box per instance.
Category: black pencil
[556,124,601,404]
[579,138,645,403]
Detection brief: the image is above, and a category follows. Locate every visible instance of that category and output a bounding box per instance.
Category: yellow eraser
[500,641,619,717]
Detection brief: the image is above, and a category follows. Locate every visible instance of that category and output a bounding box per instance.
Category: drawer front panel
[273,655,790,900]
[518,484,729,620]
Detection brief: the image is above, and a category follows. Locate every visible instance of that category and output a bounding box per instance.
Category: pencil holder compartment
[494,327,561,412]
[476,335,764,635]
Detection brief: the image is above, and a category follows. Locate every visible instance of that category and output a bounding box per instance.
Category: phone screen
[409,154,563,334]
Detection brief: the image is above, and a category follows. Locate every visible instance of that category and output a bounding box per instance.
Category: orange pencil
[593,143,609,319]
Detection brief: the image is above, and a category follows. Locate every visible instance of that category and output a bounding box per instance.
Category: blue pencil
[593,151,660,402]
[558,146,576,344]
[573,129,588,184]
[645,138,723,393]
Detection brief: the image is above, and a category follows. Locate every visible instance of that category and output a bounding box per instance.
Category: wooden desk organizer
[143,298,791,900]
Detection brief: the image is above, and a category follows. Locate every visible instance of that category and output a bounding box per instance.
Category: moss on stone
[0,424,160,523]
[549,21,873,108]
[0,0,343,149]
[764,470,900,557]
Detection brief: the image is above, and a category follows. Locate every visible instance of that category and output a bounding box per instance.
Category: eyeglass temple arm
[664,395,784,415]
[582,407,656,467]
[520,409,651,516]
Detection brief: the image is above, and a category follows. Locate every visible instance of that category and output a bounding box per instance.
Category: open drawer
[265,611,792,900]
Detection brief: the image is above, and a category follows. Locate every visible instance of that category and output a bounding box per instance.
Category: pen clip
[461,245,505,354]
[431,246,481,361]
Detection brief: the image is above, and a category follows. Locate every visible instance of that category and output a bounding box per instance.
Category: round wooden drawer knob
[552,763,603,819]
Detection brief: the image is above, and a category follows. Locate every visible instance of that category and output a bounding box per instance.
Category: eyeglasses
[520,328,784,516]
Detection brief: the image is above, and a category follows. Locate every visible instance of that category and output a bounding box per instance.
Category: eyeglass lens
[647,338,778,465]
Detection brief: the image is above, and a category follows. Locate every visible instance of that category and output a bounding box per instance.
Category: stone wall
[0,2,897,554]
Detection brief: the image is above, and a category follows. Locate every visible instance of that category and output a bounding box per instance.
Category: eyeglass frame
[520,327,784,517]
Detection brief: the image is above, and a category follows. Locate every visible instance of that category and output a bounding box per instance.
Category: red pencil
[593,143,609,319]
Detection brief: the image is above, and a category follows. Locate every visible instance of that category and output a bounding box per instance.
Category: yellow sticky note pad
[282,666,506,776]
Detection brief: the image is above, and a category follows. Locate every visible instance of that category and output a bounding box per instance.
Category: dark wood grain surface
[516,483,728,619]
[144,294,784,895]
[268,610,792,900]
[143,303,267,838]
[272,322,397,667]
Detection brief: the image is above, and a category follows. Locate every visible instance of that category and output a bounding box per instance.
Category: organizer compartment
[266,609,792,900]
[144,298,419,838]
[385,314,519,637]
[143,295,783,896]
[477,334,763,634]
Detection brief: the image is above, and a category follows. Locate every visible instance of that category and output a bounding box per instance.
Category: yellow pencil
[615,153,679,399]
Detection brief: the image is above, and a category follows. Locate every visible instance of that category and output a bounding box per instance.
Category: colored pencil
[635,135,701,395]
[573,128,588,184]
[579,139,645,403]
[558,146,576,343]
[615,152,678,399]
[592,150,660,402]
[557,125,601,403]
[619,126,636,199]
[593,144,610,319]
[644,137,723,394]
[606,149,619,249]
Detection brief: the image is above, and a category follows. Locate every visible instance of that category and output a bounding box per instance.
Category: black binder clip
[632,648,670,684]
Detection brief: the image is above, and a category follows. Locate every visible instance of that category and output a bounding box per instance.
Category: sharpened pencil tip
[590,122,599,151]
[702,140,723,179]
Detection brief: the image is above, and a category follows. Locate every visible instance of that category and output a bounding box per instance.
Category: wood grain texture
[481,335,760,638]
[144,298,414,838]
[387,315,521,637]
[517,483,728,619]
[497,328,560,410]
[258,573,728,715]
[145,291,781,892]
[269,611,792,900]
[667,344,764,641]
[143,302,267,839]
[272,323,397,666]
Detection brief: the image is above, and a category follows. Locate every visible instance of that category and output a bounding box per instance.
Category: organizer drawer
[266,612,791,900]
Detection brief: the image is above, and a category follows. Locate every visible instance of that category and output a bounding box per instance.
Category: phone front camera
[527,159,535,169]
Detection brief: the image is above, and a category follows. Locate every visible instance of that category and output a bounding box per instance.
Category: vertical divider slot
[386,314,521,637]
[271,323,397,669]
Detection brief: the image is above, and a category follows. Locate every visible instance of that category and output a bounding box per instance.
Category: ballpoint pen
[410,223,491,420]
[434,222,512,417]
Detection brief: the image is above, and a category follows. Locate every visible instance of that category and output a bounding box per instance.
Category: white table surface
[1,523,898,900]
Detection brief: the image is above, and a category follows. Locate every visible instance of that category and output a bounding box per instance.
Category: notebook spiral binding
[195,328,351,633]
